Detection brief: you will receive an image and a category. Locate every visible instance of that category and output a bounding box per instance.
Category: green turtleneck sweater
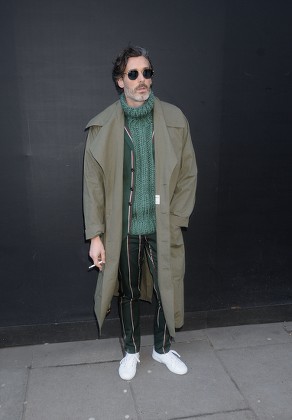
[120,92,156,235]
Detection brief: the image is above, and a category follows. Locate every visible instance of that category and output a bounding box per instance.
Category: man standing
[83,46,197,380]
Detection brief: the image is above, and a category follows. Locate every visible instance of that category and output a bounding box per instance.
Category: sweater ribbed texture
[120,92,156,235]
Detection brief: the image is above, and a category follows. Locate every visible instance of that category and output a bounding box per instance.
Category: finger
[96,260,103,271]
[92,256,100,266]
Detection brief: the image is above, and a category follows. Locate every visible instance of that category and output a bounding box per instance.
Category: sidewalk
[1,321,292,420]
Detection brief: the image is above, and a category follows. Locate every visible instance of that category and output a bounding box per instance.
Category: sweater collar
[120,91,154,119]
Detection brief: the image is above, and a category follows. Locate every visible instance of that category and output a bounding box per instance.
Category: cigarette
[88,262,104,269]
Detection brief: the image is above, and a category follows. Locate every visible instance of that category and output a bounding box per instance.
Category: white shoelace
[120,353,140,366]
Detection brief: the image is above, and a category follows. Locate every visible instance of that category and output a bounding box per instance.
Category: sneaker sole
[119,373,136,381]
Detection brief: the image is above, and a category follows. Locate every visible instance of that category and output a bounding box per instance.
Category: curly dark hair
[112,45,153,94]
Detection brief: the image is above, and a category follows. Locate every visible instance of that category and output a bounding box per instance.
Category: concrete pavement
[0,321,292,420]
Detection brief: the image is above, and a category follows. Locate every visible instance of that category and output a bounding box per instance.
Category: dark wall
[188,0,292,311]
[1,0,292,337]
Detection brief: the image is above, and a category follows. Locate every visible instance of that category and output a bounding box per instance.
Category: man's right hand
[89,236,106,271]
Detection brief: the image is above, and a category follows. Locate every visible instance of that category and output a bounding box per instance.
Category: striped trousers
[119,233,171,354]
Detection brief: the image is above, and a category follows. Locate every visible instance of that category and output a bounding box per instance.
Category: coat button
[131,168,135,172]
[130,187,134,191]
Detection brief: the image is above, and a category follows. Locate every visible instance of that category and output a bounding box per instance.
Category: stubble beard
[124,85,151,104]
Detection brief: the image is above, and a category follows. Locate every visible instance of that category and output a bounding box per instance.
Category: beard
[124,84,151,104]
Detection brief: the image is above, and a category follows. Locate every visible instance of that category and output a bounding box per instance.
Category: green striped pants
[119,233,171,354]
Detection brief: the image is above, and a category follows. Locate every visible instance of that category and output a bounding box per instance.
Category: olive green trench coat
[83,96,197,337]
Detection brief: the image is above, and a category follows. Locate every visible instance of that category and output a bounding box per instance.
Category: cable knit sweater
[120,92,156,235]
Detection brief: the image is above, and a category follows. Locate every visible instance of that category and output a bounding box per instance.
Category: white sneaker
[152,349,188,375]
[119,352,140,380]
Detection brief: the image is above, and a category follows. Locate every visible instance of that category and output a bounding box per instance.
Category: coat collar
[88,97,178,181]
[88,101,124,174]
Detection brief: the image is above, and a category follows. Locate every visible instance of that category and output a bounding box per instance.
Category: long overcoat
[83,96,197,337]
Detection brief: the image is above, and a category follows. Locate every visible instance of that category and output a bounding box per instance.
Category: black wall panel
[187,0,292,311]
[1,0,291,340]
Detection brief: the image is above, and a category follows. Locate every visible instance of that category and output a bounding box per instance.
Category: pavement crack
[20,366,31,420]
[128,381,142,420]
[30,359,121,369]
[169,408,256,419]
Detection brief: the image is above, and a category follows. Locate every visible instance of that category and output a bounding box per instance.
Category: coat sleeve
[170,117,197,227]
[83,126,105,240]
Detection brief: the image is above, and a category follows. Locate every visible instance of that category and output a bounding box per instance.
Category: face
[117,56,153,107]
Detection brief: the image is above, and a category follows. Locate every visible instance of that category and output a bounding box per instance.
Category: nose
[137,70,145,82]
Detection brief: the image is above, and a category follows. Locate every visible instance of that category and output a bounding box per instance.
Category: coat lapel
[89,102,124,175]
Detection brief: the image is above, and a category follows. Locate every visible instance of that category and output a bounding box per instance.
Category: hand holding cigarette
[88,261,104,270]
[88,235,106,271]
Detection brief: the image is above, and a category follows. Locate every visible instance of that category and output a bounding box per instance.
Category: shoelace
[168,350,181,358]
[120,353,140,365]
[164,350,184,367]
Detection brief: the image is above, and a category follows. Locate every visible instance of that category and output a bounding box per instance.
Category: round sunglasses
[124,68,154,80]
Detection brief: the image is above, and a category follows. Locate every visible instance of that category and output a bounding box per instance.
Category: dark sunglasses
[124,68,154,80]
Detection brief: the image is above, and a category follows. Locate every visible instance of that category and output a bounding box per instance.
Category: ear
[117,78,124,89]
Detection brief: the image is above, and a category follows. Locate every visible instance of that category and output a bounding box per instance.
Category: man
[83,46,197,380]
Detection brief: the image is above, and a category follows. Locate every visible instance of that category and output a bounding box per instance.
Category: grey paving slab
[131,340,248,420]
[0,345,33,368]
[140,329,207,348]
[207,322,292,350]
[2,323,290,420]
[140,334,154,347]
[283,321,292,333]
[174,328,207,343]
[23,363,137,420]
[0,368,28,420]
[218,342,292,420]
[32,338,122,368]
[182,409,256,419]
